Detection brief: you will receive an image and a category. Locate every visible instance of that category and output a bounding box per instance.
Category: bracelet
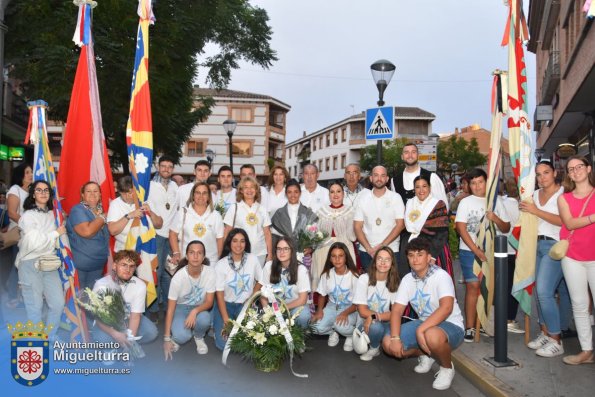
[163,336,172,342]
[390,335,401,341]
[172,252,180,256]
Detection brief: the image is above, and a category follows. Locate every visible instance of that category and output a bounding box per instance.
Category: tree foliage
[5,0,277,169]
[436,135,486,174]
[359,138,410,176]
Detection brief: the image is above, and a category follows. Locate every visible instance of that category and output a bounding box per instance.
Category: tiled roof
[350,107,436,120]
[193,87,291,109]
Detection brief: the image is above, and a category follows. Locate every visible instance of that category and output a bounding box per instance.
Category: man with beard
[391,143,448,276]
[354,166,405,272]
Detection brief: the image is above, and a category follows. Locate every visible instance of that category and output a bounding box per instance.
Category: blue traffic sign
[365,106,394,140]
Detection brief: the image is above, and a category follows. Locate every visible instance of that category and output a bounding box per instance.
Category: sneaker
[343,336,353,352]
[414,355,436,373]
[560,329,578,339]
[360,347,381,361]
[527,333,549,350]
[463,328,475,343]
[536,338,564,357]
[507,321,525,334]
[328,331,340,347]
[194,337,208,355]
[433,363,455,390]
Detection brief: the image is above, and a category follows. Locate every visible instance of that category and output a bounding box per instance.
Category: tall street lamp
[205,148,215,167]
[370,59,396,164]
[222,119,237,178]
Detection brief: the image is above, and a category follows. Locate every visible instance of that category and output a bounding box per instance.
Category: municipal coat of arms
[9,321,52,387]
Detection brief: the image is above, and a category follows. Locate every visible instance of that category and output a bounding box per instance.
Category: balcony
[541,51,560,104]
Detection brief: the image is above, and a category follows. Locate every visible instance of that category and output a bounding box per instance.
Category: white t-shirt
[352,274,398,314]
[316,268,358,307]
[176,182,194,210]
[168,265,216,306]
[499,196,520,254]
[267,187,287,217]
[93,275,146,315]
[259,186,270,212]
[354,188,405,252]
[6,184,28,229]
[455,195,510,252]
[393,268,464,330]
[215,254,262,303]
[391,169,449,210]
[260,262,310,305]
[213,188,237,216]
[223,201,271,257]
[106,197,136,251]
[148,180,178,238]
[533,187,563,240]
[300,184,330,213]
[170,206,224,265]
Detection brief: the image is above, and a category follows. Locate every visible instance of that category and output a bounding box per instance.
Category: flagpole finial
[73,0,97,8]
[27,100,49,109]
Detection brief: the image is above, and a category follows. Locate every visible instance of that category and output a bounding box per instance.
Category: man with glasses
[92,250,158,346]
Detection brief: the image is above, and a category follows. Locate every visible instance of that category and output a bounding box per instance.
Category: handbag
[549,189,594,260]
[35,253,62,271]
[165,208,187,276]
[0,209,20,250]
[352,328,370,355]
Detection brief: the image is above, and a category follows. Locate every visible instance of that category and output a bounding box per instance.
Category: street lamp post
[370,59,396,165]
[429,133,440,173]
[205,149,215,167]
[222,119,237,179]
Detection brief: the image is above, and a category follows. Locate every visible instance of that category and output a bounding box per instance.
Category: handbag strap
[180,207,187,253]
[567,188,594,240]
[232,203,238,228]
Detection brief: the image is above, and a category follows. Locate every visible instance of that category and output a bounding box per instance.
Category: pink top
[560,191,595,261]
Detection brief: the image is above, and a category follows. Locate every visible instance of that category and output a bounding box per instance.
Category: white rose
[268,325,278,335]
[246,321,256,330]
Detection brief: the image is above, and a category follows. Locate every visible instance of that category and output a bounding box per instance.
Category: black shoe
[561,329,578,339]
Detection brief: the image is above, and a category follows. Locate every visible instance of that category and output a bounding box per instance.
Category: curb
[452,350,522,397]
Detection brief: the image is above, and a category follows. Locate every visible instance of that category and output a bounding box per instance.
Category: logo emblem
[246,212,258,226]
[9,321,52,387]
[193,222,207,238]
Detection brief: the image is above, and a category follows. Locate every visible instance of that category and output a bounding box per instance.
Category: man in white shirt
[354,166,405,272]
[300,164,330,213]
[147,155,179,321]
[343,163,365,208]
[239,164,268,210]
[391,143,448,270]
[176,160,212,210]
[213,166,237,216]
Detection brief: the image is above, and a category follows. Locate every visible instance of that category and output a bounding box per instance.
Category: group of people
[2,143,594,390]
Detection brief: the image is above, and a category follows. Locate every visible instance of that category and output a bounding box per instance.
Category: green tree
[5,0,277,169]
[360,138,409,176]
[436,135,486,174]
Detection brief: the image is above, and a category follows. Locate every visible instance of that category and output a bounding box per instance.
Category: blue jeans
[213,301,244,351]
[149,235,172,313]
[459,249,479,282]
[92,314,158,345]
[18,258,64,339]
[290,305,311,328]
[77,268,104,292]
[535,239,571,335]
[7,245,19,299]
[359,251,399,274]
[171,304,211,343]
[400,319,464,351]
[361,321,390,348]
[311,303,359,337]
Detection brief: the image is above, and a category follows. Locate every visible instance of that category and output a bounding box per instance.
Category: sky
[197,0,536,143]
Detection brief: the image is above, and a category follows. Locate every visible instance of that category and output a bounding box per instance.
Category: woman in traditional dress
[404,175,453,277]
[311,182,357,291]
[169,181,224,267]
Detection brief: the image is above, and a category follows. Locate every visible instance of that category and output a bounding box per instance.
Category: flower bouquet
[297,223,329,252]
[225,291,307,373]
[77,287,145,360]
[214,200,226,217]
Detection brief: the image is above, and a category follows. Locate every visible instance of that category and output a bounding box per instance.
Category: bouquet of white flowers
[297,223,328,252]
[77,287,145,359]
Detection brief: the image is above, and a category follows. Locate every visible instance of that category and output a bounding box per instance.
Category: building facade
[528,0,594,165]
[285,107,435,182]
[180,88,291,180]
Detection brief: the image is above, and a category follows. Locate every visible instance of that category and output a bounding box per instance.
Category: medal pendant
[165,203,170,210]
[375,217,382,226]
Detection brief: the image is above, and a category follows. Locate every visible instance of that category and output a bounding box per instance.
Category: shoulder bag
[549,189,594,260]
[166,208,188,276]
[0,209,20,250]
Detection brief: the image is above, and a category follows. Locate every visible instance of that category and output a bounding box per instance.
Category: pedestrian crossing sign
[365,106,395,140]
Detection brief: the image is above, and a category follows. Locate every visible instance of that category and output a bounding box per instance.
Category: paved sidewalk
[451,259,594,397]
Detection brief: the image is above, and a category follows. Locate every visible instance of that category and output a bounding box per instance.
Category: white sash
[405,196,438,241]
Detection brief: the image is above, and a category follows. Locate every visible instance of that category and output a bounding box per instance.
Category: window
[333,156,338,170]
[230,140,254,157]
[333,130,338,145]
[341,154,346,168]
[229,106,253,123]
[186,140,206,156]
[325,158,330,172]
[312,139,316,151]
[341,128,346,142]
[318,159,323,172]
[319,136,323,149]
[326,134,330,146]
[294,165,297,177]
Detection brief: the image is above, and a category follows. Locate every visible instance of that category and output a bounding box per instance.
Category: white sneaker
[414,355,436,373]
[343,336,353,351]
[527,333,549,350]
[433,363,455,390]
[328,331,340,347]
[194,337,208,355]
[507,321,525,334]
[360,346,380,361]
[536,338,564,357]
